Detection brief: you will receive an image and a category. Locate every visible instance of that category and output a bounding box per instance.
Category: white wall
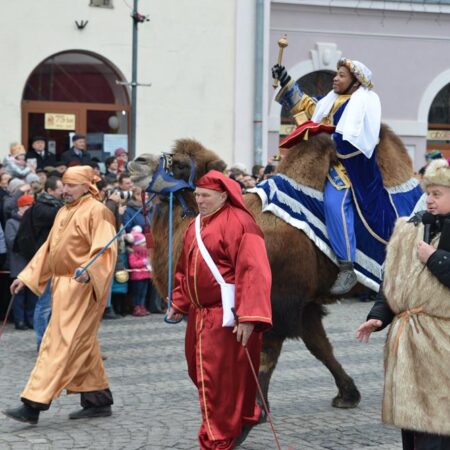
[0,0,237,164]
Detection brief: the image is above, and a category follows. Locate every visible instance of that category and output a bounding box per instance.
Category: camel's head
[128,139,226,200]
[128,153,160,190]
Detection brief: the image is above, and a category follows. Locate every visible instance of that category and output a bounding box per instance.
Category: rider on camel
[272,58,397,295]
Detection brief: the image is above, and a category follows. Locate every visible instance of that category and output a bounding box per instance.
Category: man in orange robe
[167,170,272,449]
[3,166,117,424]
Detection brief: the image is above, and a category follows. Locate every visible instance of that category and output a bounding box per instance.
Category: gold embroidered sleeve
[291,94,316,122]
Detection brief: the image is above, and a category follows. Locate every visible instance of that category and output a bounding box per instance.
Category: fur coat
[382,217,450,435]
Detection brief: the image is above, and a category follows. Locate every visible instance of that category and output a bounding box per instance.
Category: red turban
[196,170,252,217]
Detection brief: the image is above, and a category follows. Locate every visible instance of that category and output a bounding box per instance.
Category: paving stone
[0,300,401,449]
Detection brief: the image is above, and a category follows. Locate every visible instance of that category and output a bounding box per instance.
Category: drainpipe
[130,0,139,159]
[253,0,265,166]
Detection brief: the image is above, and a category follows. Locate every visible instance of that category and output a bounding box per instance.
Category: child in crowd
[4,195,37,330]
[5,144,32,180]
[127,226,151,317]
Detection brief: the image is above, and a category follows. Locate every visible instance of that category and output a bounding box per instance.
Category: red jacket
[128,246,151,281]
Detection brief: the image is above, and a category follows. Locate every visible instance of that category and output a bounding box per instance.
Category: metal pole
[253,0,265,166]
[131,0,139,158]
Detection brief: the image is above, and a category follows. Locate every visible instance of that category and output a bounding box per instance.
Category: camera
[108,188,132,201]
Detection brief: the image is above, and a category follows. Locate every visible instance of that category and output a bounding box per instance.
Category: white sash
[195,215,235,327]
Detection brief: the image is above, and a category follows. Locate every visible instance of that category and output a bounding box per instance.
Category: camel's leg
[301,302,361,408]
[257,331,285,421]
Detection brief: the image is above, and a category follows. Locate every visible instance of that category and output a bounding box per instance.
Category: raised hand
[271,64,291,88]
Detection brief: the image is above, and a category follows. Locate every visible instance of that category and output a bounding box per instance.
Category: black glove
[271,64,291,88]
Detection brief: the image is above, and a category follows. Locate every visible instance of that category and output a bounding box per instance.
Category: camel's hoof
[331,391,361,409]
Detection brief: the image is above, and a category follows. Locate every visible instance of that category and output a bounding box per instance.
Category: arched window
[427,83,450,158]
[280,70,334,137]
[22,51,130,158]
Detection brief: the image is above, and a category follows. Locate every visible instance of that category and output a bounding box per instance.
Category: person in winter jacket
[357,159,450,450]
[4,144,33,180]
[14,177,64,347]
[4,195,37,330]
[126,226,151,317]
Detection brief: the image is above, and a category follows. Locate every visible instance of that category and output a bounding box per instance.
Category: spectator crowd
[0,133,275,349]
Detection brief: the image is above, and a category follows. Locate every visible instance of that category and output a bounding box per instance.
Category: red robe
[172,203,272,450]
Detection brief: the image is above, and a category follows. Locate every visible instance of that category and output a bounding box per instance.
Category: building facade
[268,0,450,170]
[1,1,450,171]
[1,0,238,163]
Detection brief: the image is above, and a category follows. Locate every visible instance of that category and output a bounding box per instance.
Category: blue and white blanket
[248,174,423,292]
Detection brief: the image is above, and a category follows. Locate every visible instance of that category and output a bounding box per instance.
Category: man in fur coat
[357,158,450,449]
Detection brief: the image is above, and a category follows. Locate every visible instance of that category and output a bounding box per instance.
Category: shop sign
[45,113,76,130]
[427,129,450,140]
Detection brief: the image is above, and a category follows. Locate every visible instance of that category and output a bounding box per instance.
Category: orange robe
[18,195,117,405]
[172,203,272,449]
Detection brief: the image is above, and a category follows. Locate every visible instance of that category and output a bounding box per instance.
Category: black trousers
[22,388,113,411]
[402,429,450,450]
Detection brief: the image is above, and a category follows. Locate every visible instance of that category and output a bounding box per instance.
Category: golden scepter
[272,34,288,89]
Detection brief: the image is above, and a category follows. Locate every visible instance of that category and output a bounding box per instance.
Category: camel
[129,124,418,410]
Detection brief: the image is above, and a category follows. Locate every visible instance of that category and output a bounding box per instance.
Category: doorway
[22,51,130,159]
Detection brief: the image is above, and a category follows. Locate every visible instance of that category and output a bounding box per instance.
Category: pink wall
[268,3,450,169]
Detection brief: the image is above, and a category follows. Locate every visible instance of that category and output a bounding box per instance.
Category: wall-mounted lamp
[75,20,89,30]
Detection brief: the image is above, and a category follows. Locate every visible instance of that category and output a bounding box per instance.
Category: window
[24,51,128,104]
[89,0,113,8]
[427,83,450,155]
[280,71,334,136]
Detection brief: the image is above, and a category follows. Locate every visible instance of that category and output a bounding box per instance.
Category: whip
[0,294,15,342]
[231,308,284,450]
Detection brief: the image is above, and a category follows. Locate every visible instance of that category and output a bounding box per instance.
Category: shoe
[132,306,142,317]
[141,306,150,316]
[3,404,39,425]
[68,406,112,420]
[103,307,120,320]
[329,261,358,296]
[15,322,28,331]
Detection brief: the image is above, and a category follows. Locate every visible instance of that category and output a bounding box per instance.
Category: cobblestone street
[0,299,401,450]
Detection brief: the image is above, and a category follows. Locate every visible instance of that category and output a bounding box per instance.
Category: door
[22,50,131,158]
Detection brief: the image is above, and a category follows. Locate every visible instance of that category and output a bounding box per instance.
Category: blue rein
[76,155,194,325]
[164,192,182,324]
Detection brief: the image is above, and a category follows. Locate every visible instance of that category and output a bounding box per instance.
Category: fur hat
[422,159,450,190]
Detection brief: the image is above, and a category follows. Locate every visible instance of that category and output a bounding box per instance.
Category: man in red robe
[167,170,272,450]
